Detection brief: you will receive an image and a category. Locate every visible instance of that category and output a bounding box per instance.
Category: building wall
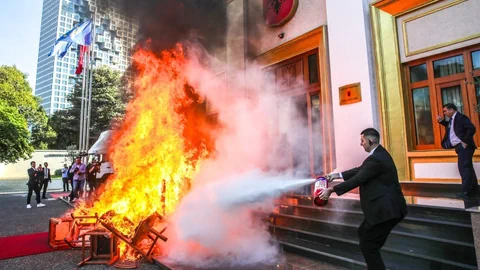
[228,0,379,173]
[325,0,380,170]
[397,0,480,63]
[0,150,69,180]
[246,0,327,57]
[370,0,480,182]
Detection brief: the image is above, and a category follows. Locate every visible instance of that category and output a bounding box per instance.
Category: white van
[88,130,114,182]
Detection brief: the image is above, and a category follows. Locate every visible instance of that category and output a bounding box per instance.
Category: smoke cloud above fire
[94,0,226,54]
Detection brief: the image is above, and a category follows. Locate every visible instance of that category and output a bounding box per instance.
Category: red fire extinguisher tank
[313,177,329,207]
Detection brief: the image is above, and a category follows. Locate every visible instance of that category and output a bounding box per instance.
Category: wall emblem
[263,0,299,27]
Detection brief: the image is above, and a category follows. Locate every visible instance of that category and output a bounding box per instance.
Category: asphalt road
[0,188,342,270]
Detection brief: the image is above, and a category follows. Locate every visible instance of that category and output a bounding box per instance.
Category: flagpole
[82,54,90,154]
[85,48,93,151]
[78,44,87,154]
[85,14,96,154]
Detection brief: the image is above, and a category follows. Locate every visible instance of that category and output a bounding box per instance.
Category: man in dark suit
[437,103,479,197]
[40,162,52,199]
[319,128,407,270]
[26,161,46,209]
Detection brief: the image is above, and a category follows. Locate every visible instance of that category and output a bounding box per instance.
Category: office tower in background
[35,0,137,115]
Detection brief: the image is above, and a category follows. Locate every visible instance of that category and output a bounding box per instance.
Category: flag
[48,40,73,58]
[58,19,93,46]
[48,19,92,58]
[75,45,88,75]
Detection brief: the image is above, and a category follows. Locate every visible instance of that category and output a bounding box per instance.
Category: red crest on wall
[263,0,299,27]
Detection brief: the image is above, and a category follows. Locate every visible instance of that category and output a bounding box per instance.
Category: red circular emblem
[263,0,299,27]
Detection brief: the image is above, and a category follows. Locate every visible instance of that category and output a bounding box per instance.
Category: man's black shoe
[42,197,47,199]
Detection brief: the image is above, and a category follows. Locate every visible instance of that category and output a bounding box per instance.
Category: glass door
[435,81,469,146]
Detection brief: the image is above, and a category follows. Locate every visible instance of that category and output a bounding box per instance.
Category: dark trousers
[358,218,402,270]
[455,144,479,194]
[27,184,41,204]
[62,177,70,191]
[40,180,49,198]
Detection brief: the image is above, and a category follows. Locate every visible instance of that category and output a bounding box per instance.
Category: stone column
[467,207,480,266]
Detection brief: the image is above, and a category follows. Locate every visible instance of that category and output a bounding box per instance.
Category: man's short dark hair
[443,103,458,111]
[361,128,380,144]
[30,161,35,166]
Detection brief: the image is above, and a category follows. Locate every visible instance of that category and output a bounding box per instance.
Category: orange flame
[76,45,214,245]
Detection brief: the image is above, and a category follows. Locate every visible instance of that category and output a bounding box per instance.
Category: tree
[31,105,57,149]
[50,66,125,149]
[0,101,34,163]
[0,65,55,162]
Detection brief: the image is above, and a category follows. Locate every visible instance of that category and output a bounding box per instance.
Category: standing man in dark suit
[26,161,46,209]
[437,103,479,197]
[319,128,407,270]
[40,162,52,199]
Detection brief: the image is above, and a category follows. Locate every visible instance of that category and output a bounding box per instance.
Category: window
[406,45,480,150]
[262,49,328,178]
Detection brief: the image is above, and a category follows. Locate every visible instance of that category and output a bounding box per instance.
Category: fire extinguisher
[313,176,329,207]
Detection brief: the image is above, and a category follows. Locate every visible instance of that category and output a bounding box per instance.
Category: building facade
[35,0,138,115]
[217,0,480,184]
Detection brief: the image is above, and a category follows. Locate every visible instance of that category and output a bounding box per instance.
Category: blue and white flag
[58,19,93,46]
[48,40,73,58]
[48,19,93,58]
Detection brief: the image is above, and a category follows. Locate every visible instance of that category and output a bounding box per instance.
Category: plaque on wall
[339,83,362,105]
[263,0,299,27]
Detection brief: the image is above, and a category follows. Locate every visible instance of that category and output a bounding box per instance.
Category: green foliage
[0,65,55,162]
[31,106,57,149]
[50,66,126,149]
[0,101,34,163]
[54,168,62,176]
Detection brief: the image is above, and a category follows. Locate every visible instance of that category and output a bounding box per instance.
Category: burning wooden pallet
[49,211,98,250]
[98,211,168,264]
[49,210,168,267]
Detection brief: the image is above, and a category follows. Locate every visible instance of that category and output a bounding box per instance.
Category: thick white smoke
[163,171,315,267]
[159,44,316,267]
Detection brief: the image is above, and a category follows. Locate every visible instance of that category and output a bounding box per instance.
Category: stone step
[274,204,474,245]
[270,213,477,267]
[273,226,477,270]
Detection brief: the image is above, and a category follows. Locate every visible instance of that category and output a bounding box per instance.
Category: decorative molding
[370,6,409,181]
[372,0,440,16]
[401,0,479,56]
[248,27,323,67]
[276,60,303,89]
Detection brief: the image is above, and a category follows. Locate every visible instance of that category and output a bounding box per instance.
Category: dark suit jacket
[27,168,38,186]
[333,145,407,225]
[440,112,476,149]
[43,167,51,182]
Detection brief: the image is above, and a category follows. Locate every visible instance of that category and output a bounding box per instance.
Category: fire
[75,44,213,248]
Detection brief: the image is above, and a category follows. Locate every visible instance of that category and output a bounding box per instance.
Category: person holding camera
[61,164,70,192]
[86,160,100,199]
[69,157,86,203]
